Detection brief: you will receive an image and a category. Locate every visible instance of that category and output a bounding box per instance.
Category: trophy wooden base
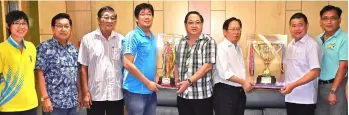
[254,75,282,89]
[158,77,177,89]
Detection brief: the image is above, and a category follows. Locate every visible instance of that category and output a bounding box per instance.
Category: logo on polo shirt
[328,43,335,50]
[29,55,32,62]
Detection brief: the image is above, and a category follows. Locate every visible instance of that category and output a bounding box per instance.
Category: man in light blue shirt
[315,5,348,115]
[122,3,158,115]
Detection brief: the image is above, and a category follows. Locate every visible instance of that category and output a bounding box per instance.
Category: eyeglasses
[321,17,339,22]
[227,28,241,33]
[12,22,28,27]
[139,13,152,17]
[187,21,202,26]
[101,16,117,22]
[55,24,71,29]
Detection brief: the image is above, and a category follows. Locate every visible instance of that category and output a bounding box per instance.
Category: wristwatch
[187,78,192,85]
[40,96,49,102]
[329,89,336,94]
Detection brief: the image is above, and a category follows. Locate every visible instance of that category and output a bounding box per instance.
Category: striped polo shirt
[0,36,38,112]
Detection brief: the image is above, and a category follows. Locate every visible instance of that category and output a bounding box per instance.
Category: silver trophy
[248,34,287,89]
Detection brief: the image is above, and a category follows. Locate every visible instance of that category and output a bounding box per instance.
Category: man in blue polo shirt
[122,3,158,115]
[315,5,348,115]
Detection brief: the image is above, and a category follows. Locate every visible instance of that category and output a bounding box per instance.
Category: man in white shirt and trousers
[280,12,321,115]
[213,17,253,115]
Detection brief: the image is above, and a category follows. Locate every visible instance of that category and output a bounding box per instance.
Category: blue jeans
[124,90,157,115]
[43,106,77,115]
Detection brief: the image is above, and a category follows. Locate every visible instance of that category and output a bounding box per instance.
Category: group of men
[0,3,347,115]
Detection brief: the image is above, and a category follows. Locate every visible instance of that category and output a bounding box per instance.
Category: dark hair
[289,12,308,24]
[184,11,204,24]
[6,10,29,34]
[134,3,154,19]
[223,17,242,30]
[320,5,342,18]
[51,13,72,27]
[97,6,117,18]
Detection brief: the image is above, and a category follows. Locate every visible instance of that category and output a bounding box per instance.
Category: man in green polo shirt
[315,5,348,115]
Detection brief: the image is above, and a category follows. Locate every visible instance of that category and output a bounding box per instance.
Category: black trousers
[286,102,316,115]
[87,100,124,115]
[0,107,37,115]
[177,96,213,115]
[213,83,246,115]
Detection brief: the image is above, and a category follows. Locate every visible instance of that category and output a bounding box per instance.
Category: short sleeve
[306,42,321,70]
[203,39,217,64]
[122,33,138,56]
[338,38,348,61]
[78,37,89,66]
[35,44,47,71]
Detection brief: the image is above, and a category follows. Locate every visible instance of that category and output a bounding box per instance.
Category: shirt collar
[224,38,240,49]
[7,36,26,49]
[184,33,205,40]
[320,28,343,42]
[135,26,155,39]
[95,28,118,40]
[51,37,73,48]
[293,34,309,44]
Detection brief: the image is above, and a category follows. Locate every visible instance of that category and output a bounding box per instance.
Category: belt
[319,78,335,84]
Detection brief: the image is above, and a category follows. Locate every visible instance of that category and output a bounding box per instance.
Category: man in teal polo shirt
[122,3,158,115]
[315,5,348,115]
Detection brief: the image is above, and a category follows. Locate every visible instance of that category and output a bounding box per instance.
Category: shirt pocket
[293,49,307,67]
[111,48,121,61]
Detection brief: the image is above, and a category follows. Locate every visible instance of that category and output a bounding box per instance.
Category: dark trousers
[177,96,213,115]
[87,100,124,115]
[213,83,246,115]
[0,107,37,115]
[286,102,316,115]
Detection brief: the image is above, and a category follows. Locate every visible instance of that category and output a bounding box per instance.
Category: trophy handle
[252,44,261,58]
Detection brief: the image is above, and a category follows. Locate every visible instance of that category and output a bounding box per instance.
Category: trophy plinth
[158,76,176,87]
[256,75,276,84]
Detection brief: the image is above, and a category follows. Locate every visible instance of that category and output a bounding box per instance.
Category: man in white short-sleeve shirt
[280,12,321,115]
[78,6,124,115]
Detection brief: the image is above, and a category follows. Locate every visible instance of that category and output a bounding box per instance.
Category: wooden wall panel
[1,1,6,40]
[38,1,66,35]
[330,1,348,32]
[256,1,286,34]
[211,11,225,44]
[302,1,328,38]
[211,1,225,11]
[152,10,163,39]
[66,1,90,11]
[226,1,256,58]
[134,0,148,9]
[189,1,210,34]
[40,35,52,43]
[286,1,301,11]
[150,1,163,11]
[67,11,91,47]
[91,1,134,36]
[164,1,188,35]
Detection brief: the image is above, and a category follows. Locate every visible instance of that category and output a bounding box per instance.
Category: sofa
[156,88,287,115]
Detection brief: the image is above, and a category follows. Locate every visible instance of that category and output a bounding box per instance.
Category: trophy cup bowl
[252,42,282,86]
